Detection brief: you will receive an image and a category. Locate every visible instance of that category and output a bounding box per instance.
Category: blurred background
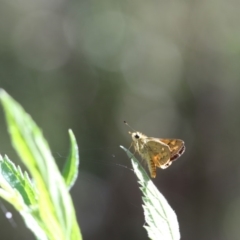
[0,0,240,239]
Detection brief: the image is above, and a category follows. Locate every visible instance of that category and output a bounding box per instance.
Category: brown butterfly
[127,127,185,178]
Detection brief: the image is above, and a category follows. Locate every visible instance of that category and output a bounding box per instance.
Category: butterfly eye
[135,134,140,139]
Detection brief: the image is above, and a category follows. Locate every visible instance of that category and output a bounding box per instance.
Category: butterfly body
[130,131,185,178]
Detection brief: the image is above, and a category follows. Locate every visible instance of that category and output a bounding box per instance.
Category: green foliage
[0,89,82,240]
[121,146,180,240]
[0,88,181,240]
[62,130,80,190]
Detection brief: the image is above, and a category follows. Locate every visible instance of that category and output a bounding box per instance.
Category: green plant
[121,146,180,240]
[0,89,82,240]
[0,89,180,240]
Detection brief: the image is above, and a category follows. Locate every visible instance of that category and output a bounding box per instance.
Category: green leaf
[0,89,82,240]
[0,154,37,207]
[0,156,25,211]
[0,154,49,240]
[120,146,180,240]
[62,130,79,190]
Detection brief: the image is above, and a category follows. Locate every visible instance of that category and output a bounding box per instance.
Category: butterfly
[129,131,185,178]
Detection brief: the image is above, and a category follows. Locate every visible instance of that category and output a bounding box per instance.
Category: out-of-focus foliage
[0,0,240,239]
[0,90,81,240]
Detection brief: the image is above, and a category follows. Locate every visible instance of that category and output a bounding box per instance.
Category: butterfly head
[129,131,144,142]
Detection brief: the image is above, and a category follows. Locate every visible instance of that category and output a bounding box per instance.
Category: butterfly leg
[129,142,138,155]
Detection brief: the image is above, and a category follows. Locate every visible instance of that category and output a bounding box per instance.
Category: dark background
[0,0,240,239]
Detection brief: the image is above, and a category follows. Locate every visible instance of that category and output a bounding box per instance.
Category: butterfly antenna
[123,121,136,133]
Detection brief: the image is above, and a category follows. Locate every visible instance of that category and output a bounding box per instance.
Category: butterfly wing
[159,139,185,161]
[145,140,172,177]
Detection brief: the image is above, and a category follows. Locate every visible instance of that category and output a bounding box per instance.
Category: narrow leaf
[0,89,82,240]
[0,154,37,206]
[120,145,180,240]
[0,154,49,240]
[62,130,79,190]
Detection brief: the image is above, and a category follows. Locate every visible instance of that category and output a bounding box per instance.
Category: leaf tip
[0,89,7,99]
[68,129,73,135]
